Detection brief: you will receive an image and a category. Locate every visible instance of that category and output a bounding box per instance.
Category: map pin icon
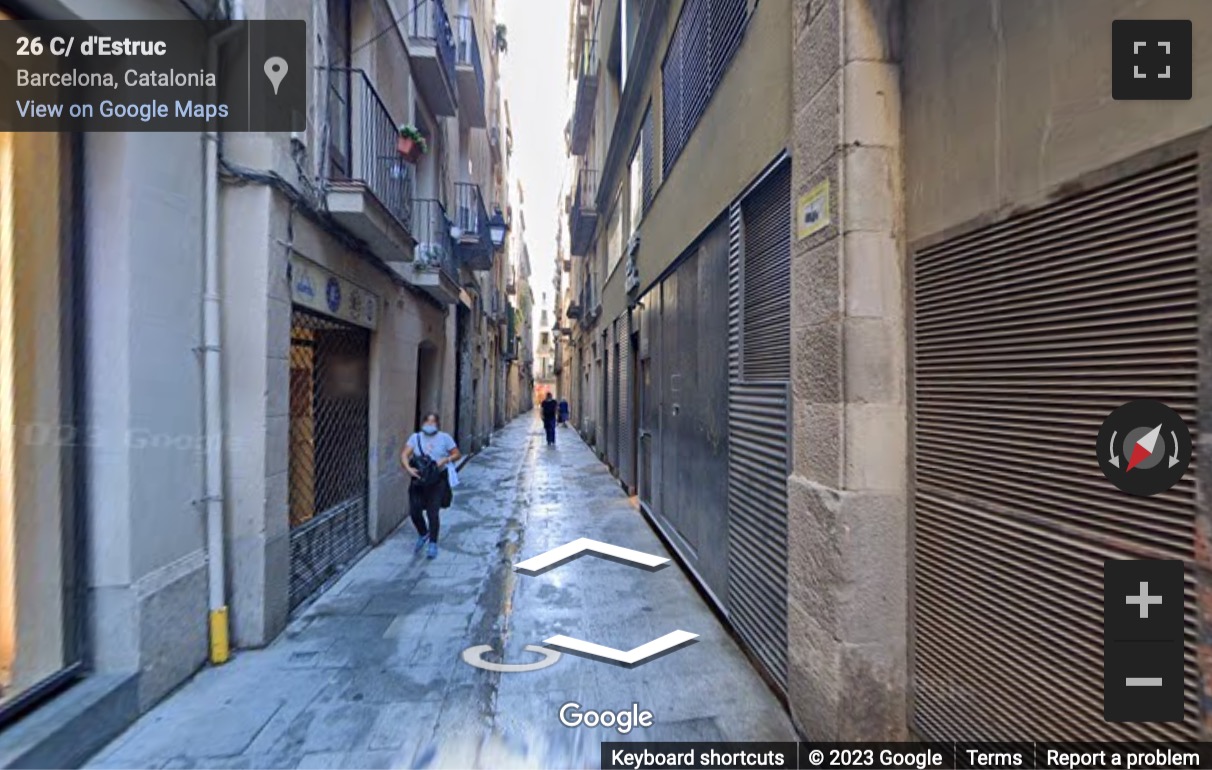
[264,57,288,95]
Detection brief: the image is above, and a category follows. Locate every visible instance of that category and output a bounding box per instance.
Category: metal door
[288,308,371,609]
[648,218,732,602]
[726,160,792,691]
[911,151,1202,740]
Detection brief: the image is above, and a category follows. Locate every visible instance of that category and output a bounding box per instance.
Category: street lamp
[488,209,509,249]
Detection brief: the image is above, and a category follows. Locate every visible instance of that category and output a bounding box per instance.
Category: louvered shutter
[641,107,656,212]
[710,0,748,85]
[911,154,1201,741]
[682,0,711,143]
[741,162,791,379]
[661,21,684,178]
[727,161,792,691]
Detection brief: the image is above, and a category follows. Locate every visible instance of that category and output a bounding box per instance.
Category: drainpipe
[201,1,244,666]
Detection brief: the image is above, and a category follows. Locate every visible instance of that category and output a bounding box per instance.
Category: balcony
[568,166,598,256]
[325,69,416,264]
[569,27,598,156]
[407,0,458,117]
[453,182,493,271]
[566,301,582,320]
[394,199,460,304]
[454,16,487,128]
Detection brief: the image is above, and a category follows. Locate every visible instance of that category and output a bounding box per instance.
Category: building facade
[560,0,1212,743]
[0,0,527,762]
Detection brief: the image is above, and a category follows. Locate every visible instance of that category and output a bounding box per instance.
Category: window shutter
[661,23,684,178]
[641,106,655,211]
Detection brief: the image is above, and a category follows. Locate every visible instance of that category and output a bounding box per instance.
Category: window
[607,195,623,276]
[541,332,550,347]
[326,0,352,177]
[628,141,643,237]
[0,128,83,721]
[661,0,749,175]
[640,105,655,211]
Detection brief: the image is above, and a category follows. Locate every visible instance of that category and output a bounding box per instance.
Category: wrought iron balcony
[454,16,487,128]
[568,165,598,257]
[407,0,458,116]
[325,68,415,264]
[569,25,598,156]
[454,182,493,271]
[396,199,460,304]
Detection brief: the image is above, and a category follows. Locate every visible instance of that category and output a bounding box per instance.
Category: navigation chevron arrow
[513,537,670,576]
[544,630,699,667]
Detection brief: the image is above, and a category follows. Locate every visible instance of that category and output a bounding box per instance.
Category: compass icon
[1097,400,1192,497]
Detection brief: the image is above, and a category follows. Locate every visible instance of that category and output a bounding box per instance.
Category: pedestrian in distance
[558,397,570,428]
[541,392,558,447]
[402,412,461,559]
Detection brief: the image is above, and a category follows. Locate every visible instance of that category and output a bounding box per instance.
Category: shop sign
[289,255,379,329]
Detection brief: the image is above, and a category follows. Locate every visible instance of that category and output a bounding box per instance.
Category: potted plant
[397,124,428,163]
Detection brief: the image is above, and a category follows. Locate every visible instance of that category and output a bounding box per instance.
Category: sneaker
[426,542,439,559]
[414,535,428,553]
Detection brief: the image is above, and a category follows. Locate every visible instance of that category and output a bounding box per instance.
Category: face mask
[421,425,438,436]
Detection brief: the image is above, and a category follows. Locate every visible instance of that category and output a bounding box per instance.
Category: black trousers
[409,476,449,543]
[543,418,556,444]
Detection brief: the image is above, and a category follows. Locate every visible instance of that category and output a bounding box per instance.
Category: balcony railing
[453,16,487,126]
[454,181,492,270]
[409,0,458,99]
[568,165,598,256]
[569,22,599,155]
[323,69,415,261]
[411,198,459,280]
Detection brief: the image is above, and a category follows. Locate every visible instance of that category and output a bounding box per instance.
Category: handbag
[410,434,443,488]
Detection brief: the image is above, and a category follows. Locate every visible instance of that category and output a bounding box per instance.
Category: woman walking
[402,412,461,559]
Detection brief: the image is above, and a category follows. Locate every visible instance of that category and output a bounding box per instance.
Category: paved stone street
[86,414,795,769]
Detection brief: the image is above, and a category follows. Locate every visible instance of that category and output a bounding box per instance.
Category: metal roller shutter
[911,153,1201,741]
[726,159,792,691]
[619,311,635,490]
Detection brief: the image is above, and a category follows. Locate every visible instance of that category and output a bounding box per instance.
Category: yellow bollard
[209,606,230,664]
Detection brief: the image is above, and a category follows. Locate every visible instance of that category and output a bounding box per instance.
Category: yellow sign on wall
[797,180,831,240]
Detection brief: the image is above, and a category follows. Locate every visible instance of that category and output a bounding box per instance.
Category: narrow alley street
[85,415,795,770]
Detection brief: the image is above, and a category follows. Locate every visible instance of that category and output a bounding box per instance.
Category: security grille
[911,153,1201,741]
[288,308,371,610]
[726,159,792,691]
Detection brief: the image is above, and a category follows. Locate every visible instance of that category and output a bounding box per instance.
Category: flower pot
[397,135,423,163]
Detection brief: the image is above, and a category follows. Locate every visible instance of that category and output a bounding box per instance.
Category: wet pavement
[86,414,796,769]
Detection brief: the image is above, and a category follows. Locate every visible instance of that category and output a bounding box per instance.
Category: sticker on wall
[797,180,831,240]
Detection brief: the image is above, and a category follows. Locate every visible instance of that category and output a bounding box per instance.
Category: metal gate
[726,160,792,690]
[911,151,1202,740]
[288,308,371,609]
